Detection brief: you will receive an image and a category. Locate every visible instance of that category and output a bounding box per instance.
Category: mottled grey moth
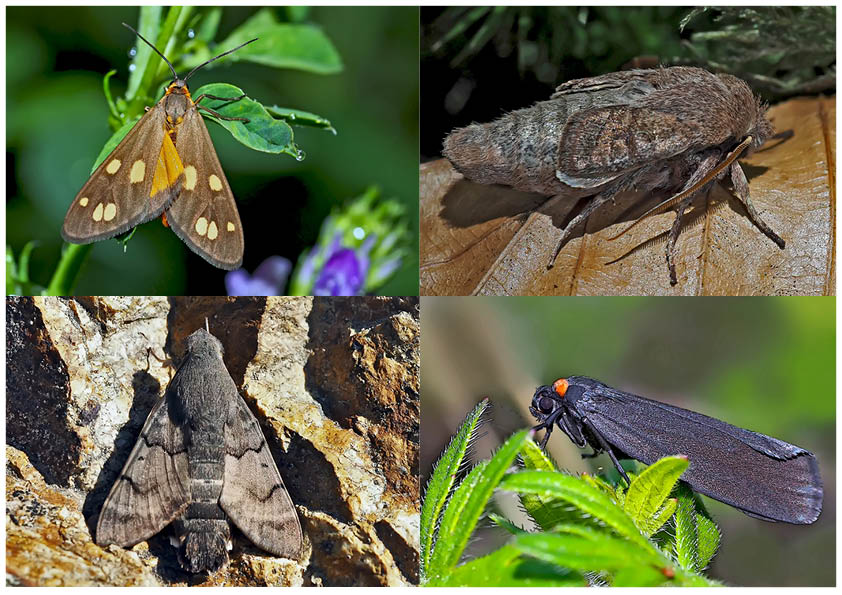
[443,66,785,285]
[96,327,302,573]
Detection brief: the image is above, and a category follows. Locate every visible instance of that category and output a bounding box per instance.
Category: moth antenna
[122,22,178,81]
[184,37,259,82]
[607,136,753,241]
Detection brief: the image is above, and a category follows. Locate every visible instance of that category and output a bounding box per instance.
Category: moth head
[186,327,225,360]
[716,72,774,153]
[529,380,567,422]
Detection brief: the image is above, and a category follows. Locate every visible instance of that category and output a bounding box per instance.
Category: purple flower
[225,256,291,296]
[312,235,375,296]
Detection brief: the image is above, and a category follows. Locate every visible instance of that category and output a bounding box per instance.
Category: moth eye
[538,396,555,413]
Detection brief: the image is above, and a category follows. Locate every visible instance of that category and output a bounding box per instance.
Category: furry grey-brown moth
[96,327,302,573]
[443,66,785,285]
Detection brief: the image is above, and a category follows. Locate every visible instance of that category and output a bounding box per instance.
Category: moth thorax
[164,86,193,123]
[443,100,571,195]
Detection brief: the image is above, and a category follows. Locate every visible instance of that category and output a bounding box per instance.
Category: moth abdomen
[176,518,231,574]
[444,100,574,195]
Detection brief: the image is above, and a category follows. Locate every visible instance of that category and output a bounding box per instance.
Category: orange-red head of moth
[552,378,569,398]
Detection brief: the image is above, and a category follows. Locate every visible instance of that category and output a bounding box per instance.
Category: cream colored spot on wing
[92,203,104,222]
[208,174,223,192]
[103,202,117,222]
[207,221,218,240]
[195,217,208,237]
[227,221,235,232]
[106,159,122,174]
[130,160,146,183]
[79,197,89,207]
[184,165,198,191]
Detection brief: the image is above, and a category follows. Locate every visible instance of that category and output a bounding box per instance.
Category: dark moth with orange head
[530,376,822,524]
[443,66,785,285]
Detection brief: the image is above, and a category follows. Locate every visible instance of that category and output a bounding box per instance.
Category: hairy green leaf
[624,456,688,535]
[427,430,529,578]
[420,398,488,577]
[428,545,585,587]
[501,471,651,549]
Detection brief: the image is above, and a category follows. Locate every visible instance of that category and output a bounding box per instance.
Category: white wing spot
[207,221,218,240]
[195,217,209,237]
[227,221,235,232]
[184,165,198,191]
[106,159,121,174]
[208,174,223,192]
[103,202,117,222]
[79,197,89,207]
[130,160,146,183]
[92,203,104,222]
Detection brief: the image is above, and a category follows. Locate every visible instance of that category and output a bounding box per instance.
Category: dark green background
[421,297,835,586]
[7,6,419,295]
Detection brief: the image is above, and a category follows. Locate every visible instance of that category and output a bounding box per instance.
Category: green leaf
[519,436,556,472]
[125,7,164,101]
[428,545,585,587]
[673,483,700,572]
[647,498,678,536]
[212,8,342,74]
[427,429,530,578]
[515,530,670,578]
[6,245,18,295]
[613,566,673,587]
[420,398,488,578]
[488,512,527,536]
[194,7,222,43]
[501,471,652,550]
[694,502,721,570]
[194,83,299,157]
[518,439,595,532]
[265,106,336,134]
[624,456,688,535]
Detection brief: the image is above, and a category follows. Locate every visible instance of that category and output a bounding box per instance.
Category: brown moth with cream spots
[61,24,257,270]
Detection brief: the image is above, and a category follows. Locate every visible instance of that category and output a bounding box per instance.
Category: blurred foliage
[424,6,687,85]
[681,7,836,97]
[7,6,419,295]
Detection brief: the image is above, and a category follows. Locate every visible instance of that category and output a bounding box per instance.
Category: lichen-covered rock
[5,296,419,586]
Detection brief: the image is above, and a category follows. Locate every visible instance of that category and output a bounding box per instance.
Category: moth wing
[578,388,822,524]
[96,394,190,547]
[63,105,177,243]
[557,106,704,187]
[552,68,661,98]
[220,395,302,559]
[166,107,244,270]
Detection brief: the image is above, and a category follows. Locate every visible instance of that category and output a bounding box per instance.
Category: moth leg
[666,195,693,285]
[195,93,250,123]
[580,416,631,485]
[547,192,615,269]
[730,163,785,249]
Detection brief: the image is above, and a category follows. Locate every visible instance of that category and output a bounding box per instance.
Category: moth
[62,24,256,270]
[531,376,822,524]
[443,66,786,285]
[96,325,303,573]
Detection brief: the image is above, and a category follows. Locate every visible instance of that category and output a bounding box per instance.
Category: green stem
[127,6,184,117]
[46,244,92,296]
